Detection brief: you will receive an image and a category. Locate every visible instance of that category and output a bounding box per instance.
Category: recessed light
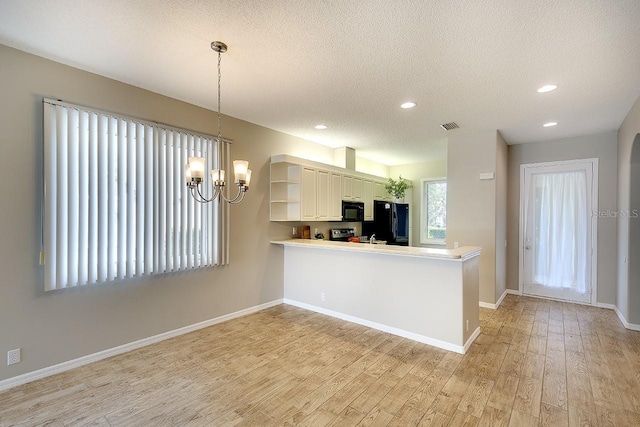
[314,124,327,130]
[537,84,558,93]
[543,122,558,127]
[400,102,417,109]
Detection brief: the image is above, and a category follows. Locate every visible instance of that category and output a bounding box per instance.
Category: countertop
[271,239,481,261]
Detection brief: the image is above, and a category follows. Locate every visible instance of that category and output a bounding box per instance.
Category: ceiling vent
[440,122,460,131]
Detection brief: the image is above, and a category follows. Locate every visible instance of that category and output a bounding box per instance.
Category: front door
[520,159,597,304]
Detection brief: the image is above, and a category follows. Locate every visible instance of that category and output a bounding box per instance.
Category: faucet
[370,234,376,244]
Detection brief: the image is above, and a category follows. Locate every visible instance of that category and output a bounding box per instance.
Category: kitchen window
[42,98,229,291]
[420,178,447,245]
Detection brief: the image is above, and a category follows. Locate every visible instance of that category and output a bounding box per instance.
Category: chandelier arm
[189,186,210,204]
[219,185,246,204]
[227,189,247,205]
[191,184,220,203]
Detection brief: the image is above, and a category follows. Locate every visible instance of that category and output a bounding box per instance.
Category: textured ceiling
[1,0,639,165]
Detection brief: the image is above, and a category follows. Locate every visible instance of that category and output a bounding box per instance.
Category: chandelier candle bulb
[234,160,249,183]
[188,157,205,180]
[211,169,225,184]
[185,164,192,183]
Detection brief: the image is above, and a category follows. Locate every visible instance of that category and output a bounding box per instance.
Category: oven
[330,228,356,241]
[342,201,364,222]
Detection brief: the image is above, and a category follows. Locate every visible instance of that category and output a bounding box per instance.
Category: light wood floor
[2,295,640,426]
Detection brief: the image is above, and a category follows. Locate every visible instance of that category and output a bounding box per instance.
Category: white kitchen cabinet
[352,177,363,200]
[374,180,392,201]
[270,162,301,221]
[301,167,340,221]
[343,174,362,201]
[301,167,318,221]
[329,172,342,220]
[342,175,353,200]
[271,155,391,222]
[316,169,330,221]
[363,179,374,220]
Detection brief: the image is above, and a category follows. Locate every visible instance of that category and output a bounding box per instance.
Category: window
[420,178,447,245]
[43,98,229,291]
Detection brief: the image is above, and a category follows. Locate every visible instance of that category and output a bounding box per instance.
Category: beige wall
[0,44,337,382]
[447,130,499,304]
[495,132,508,301]
[507,133,618,304]
[630,142,640,324]
[390,160,447,247]
[356,156,390,178]
[618,96,640,323]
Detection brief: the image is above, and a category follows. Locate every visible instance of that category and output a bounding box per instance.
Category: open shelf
[270,162,302,221]
[270,201,301,221]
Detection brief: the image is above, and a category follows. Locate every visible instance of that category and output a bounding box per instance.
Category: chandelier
[185,41,251,204]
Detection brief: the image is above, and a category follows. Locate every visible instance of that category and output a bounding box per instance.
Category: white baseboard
[480,289,520,310]
[611,305,640,332]
[495,290,508,308]
[0,299,284,393]
[595,302,616,310]
[539,299,640,332]
[464,327,481,353]
[479,289,510,310]
[283,298,473,354]
[511,292,640,331]
[506,289,522,295]
[510,290,640,331]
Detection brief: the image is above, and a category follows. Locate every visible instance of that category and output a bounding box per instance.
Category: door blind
[43,98,229,291]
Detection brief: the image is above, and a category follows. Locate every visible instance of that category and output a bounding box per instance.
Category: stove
[329,228,356,242]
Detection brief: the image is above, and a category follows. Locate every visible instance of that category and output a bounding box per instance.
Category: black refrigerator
[363,201,410,246]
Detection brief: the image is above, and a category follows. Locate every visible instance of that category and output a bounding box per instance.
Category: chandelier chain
[217,50,222,143]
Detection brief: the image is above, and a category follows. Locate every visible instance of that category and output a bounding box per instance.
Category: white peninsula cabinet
[270,155,390,222]
[273,239,482,353]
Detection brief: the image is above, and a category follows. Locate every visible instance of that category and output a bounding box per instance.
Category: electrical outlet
[321,292,326,301]
[7,348,21,365]
[466,320,469,332]
[292,227,297,237]
[454,242,459,248]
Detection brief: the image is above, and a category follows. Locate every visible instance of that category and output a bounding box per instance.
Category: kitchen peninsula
[272,239,481,354]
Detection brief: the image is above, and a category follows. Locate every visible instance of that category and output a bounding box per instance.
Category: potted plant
[385,176,413,202]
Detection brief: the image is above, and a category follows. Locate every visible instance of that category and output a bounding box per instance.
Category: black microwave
[342,201,364,222]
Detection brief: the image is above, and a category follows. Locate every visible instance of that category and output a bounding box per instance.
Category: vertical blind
[43,98,229,291]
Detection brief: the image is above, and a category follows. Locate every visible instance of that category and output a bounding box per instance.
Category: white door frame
[518,158,599,305]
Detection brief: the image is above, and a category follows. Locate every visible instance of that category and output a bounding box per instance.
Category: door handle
[525,245,531,250]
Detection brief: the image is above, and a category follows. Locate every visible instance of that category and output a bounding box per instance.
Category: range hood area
[334,146,356,170]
